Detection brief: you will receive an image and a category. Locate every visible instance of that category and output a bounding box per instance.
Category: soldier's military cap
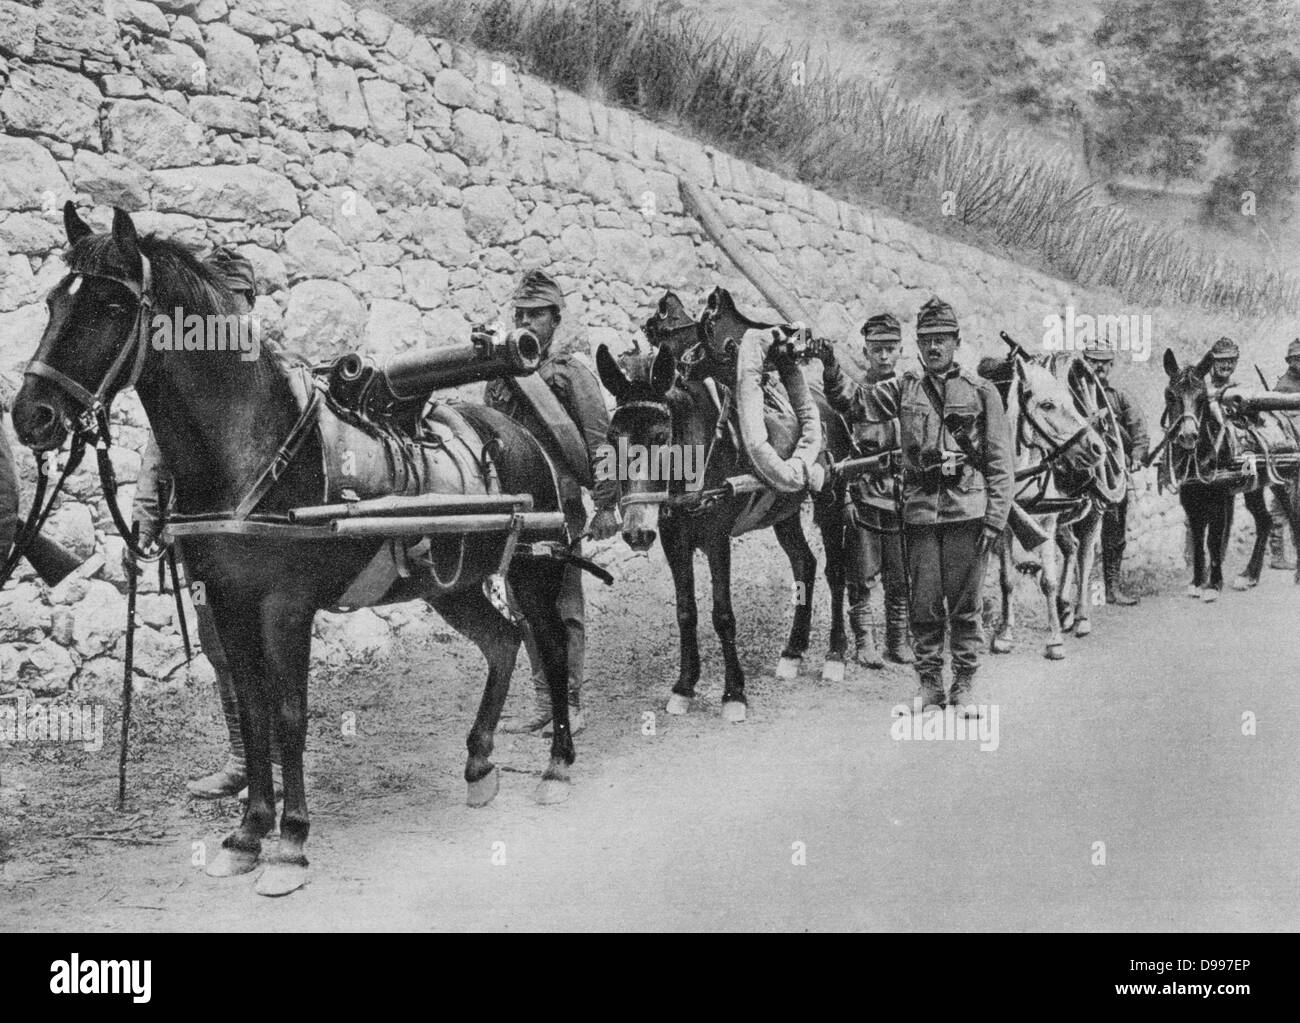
[861,313,902,344]
[512,269,565,311]
[208,246,257,298]
[1082,338,1116,362]
[915,296,959,336]
[1210,336,1240,359]
[1286,338,1300,360]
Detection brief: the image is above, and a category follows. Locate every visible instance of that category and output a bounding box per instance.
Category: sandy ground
[2,523,1297,932]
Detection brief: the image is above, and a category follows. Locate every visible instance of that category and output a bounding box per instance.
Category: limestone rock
[189,95,260,136]
[361,78,406,143]
[104,100,205,170]
[71,150,152,210]
[350,141,442,208]
[71,579,128,658]
[263,44,317,130]
[138,37,206,92]
[315,59,369,131]
[0,1,38,60]
[282,216,360,280]
[283,278,365,356]
[401,260,449,309]
[152,164,299,223]
[0,64,101,150]
[363,297,424,356]
[203,22,262,101]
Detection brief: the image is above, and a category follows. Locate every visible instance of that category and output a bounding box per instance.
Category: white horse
[985,353,1108,659]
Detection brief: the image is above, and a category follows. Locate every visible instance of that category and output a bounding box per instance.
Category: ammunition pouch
[904,451,968,493]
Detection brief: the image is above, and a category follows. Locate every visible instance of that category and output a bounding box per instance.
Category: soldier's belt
[904,452,969,491]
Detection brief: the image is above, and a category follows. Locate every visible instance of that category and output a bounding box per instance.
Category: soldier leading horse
[11,206,578,896]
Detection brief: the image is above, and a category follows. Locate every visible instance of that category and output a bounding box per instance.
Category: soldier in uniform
[1081,340,1149,605]
[814,297,1013,714]
[1266,338,1300,570]
[128,247,280,800]
[822,313,913,666]
[485,270,620,735]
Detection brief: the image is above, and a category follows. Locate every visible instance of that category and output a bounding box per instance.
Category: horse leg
[1056,525,1079,632]
[1186,494,1206,596]
[816,496,848,682]
[705,536,747,722]
[772,512,816,680]
[252,592,315,897]
[429,587,525,809]
[1039,521,1067,657]
[1234,487,1269,588]
[510,560,575,804]
[205,602,274,879]
[1074,509,1102,635]
[660,514,700,715]
[991,535,1015,653]
[1203,494,1233,600]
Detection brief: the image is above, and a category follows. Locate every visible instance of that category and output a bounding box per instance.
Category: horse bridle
[25,256,156,442]
[1014,366,1093,476]
[609,398,679,509]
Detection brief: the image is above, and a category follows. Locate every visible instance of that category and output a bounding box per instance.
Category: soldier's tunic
[0,418,20,569]
[1100,381,1149,567]
[823,361,904,598]
[847,364,1015,679]
[485,349,617,694]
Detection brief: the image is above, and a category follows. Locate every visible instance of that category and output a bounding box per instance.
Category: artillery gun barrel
[330,511,567,538]
[289,492,535,525]
[383,328,541,397]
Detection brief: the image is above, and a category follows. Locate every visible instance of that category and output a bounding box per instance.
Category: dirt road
[3,533,1298,931]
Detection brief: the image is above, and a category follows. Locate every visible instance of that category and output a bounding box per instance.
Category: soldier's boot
[502,674,553,734]
[849,597,884,668]
[884,593,915,664]
[948,671,983,719]
[186,757,246,799]
[1269,519,1295,570]
[1103,547,1139,606]
[915,671,945,711]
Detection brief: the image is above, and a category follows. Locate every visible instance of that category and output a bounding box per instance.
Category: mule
[981,353,1107,658]
[596,308,854,721]
[1160,347,1299,601]
[11,205,577,896]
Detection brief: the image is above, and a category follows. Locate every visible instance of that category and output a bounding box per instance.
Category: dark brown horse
[1161,346,1300,599]
[11,205,576,896]
[596,288,855,721]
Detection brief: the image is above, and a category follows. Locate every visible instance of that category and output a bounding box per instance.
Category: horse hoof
[534,778,571,805]
[1060,614,1075,632]
[466,765,500,808]
[775,656,801,680]
[665,693,691,715]
[205,846,259,878]
[721,700,747,723]
[990,637,1013,654]
[1232,575,1256,591]
[1074,618,1092,637]
[1186,585,1202,599]
[254,859,309,897]
[1201,589,1219,603]
[1045,643,1066,660]
[821,659,845,683]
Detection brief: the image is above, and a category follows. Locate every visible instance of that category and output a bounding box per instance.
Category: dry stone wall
[0,0,1278,691]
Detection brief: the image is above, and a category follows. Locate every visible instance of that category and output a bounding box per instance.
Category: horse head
[12,203,248,453]
[596,341,680,552]
[1015,354,1107,475]
[698,286,776,387]
[642,290,702,368]
[1163,346,1214,453]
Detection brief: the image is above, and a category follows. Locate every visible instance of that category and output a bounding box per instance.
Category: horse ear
[596,343,631,402]
[63,202,92,245]
[1162,348,1179,378]
[1194,348,1215,378]
[111,207,142,275]
[650,341,677,395]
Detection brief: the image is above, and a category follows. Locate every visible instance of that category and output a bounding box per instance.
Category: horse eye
[107,303,126,317]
